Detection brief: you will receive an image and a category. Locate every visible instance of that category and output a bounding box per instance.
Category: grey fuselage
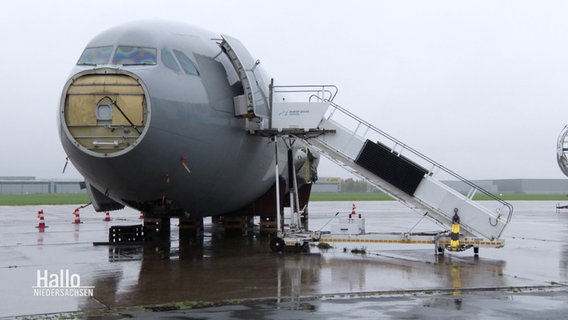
[59,21,289,217]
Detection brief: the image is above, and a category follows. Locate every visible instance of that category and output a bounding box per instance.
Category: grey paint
[58,21,289,216]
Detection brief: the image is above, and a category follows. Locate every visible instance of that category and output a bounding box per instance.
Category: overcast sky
[1,0,567,180]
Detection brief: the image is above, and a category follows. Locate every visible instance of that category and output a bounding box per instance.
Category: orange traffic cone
[72,208,82,224]
[103,212,111,222]
[349,203,356,219]
[36,210,48,229]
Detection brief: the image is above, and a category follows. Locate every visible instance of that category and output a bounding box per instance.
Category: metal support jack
[270,135,314,252]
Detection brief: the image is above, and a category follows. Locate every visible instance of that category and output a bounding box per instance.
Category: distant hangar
[0,177,85,195]
[1,176,568,195]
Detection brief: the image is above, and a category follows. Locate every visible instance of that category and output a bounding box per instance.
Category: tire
[270,237,285,252]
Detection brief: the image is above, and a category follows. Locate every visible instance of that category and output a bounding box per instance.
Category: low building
[312,177,341,193]
[2,177,568,195]
[0,177,85,195]
[444,179,568,195]
[313,177,568,195]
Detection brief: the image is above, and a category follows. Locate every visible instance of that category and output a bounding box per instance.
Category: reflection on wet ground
[1,201,567,318]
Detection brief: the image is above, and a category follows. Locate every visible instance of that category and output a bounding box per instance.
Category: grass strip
[309,192,568,202]
[0,193,90,206]
[1,193,567,206]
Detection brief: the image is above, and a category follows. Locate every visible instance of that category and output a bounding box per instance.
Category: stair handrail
[317,97,513,223]
[267,83,512,223]
[272,84,338,103]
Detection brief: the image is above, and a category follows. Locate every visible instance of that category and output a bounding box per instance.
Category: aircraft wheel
[270,237,285,252]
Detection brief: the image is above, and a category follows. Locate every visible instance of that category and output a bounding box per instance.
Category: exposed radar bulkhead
[61,69,150,158]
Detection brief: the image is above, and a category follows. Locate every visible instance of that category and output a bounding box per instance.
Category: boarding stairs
[269,85,513,242]
[216,36,512,243]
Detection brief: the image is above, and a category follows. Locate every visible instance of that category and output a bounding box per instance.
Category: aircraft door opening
[219,34,269,121]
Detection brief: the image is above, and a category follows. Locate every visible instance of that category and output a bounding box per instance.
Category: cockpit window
[112,46,157,65]
[77,46,113,65]
[161,49,181,72]
[173,50,199,76]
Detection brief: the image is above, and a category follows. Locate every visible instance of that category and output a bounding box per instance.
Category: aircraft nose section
[60,69,150,157]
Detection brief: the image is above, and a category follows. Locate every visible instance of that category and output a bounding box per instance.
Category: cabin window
[161,49,181,72]
[173,50,199,76]
[77,46,113,65]
[112,46,157,65]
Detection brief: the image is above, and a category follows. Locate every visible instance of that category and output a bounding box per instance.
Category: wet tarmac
[0,201,567,319]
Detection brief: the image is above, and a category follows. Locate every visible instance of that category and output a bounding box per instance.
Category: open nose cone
[60,69,150,158]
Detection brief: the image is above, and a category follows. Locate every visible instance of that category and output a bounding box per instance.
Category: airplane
[557,125,568,178]
[59,20,318,223]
